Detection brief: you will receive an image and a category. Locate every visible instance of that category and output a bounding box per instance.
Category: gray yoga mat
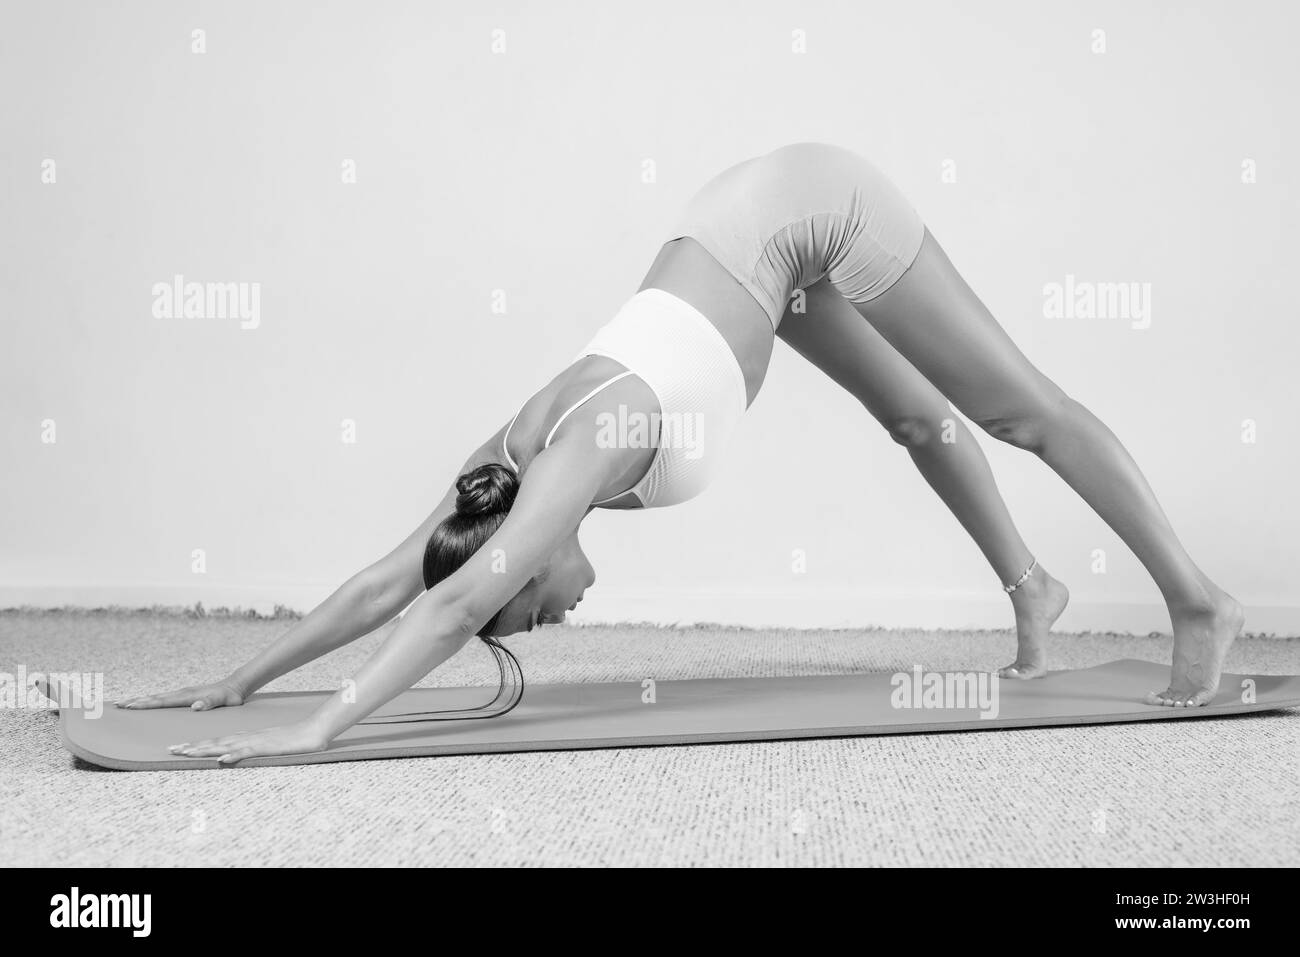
[58,659,1300,770]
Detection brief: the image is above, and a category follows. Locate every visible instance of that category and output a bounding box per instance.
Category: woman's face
[489,534,595,636]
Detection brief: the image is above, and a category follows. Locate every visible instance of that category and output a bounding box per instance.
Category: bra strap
[544,370,636,449]
[501,410,522,472]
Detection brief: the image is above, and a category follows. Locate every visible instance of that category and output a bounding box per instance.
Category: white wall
[3,0,1298,632]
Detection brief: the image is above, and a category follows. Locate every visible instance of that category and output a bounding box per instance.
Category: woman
[124,143,1243,763]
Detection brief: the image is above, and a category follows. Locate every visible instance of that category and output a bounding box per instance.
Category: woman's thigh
[778,277,954,430]
[850,229,1065,424]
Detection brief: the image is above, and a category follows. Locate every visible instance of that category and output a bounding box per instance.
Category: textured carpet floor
[2,609,1297,867]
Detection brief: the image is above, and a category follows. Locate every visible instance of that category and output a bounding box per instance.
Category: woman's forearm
[301,443,597,742]
[171,442,600,760]
[220,441,500,700]
[225,571,417,696]
[303,590,473,741]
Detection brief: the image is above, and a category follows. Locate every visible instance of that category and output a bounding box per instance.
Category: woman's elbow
[410,590,481,642]
[353,563,421,612]
[445,603,481,640]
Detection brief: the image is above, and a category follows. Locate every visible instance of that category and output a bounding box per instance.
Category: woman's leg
[852,229,1244,706]
[778,279,1069,677]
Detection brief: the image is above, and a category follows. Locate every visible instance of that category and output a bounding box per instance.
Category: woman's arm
[167,434,610,762]
[120,428,511,711]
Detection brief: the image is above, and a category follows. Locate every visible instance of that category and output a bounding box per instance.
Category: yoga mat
[59,659,1300,771]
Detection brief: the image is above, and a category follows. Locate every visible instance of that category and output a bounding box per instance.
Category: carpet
[3,609,1297,866]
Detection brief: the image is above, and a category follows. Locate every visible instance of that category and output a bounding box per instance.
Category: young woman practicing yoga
[123,143,1244,763]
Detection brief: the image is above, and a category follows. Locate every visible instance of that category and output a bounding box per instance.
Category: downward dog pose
[124,143,1243,762]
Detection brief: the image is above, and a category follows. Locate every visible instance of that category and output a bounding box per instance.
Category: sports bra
[499,288,748,509]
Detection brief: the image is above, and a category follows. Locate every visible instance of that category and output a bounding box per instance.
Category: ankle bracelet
[1003,558,1038,594]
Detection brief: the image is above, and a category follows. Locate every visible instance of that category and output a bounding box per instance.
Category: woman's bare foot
[1147,589,1245,707]
[998,565,1070,679]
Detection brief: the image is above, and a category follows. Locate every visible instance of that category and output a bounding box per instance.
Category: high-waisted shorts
[668,142,926,331]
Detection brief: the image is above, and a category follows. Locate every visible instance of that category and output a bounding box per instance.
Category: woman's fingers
[118,688,196,709]
[170,733,275,761]
[166,723,321,763]
[119,683,241,710]
[170,735,240,757]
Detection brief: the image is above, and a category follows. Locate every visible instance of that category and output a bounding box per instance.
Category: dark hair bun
[454,463,519,518]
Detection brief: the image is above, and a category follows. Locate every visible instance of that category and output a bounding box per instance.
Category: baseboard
[4,582,1298,637]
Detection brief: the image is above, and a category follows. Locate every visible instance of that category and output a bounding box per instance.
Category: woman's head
[422,463,595,637]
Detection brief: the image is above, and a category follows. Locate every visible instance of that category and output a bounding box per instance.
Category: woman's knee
[971,390,1072,453]
[882,413,942,448]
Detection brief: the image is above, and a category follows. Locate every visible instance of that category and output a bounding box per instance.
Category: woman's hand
[117,680,246,712]
[168,721,330,765]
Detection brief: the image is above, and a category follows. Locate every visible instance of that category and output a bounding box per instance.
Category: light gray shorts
[668,143,926,331]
